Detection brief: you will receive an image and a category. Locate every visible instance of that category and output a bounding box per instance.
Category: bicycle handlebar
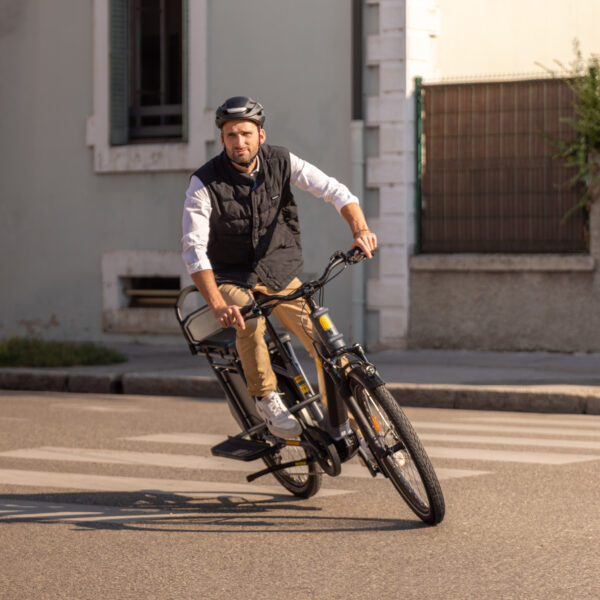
[239,247,369,318]
[175,247,370,322]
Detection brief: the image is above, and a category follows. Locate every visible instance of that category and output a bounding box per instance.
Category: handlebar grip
[239,303,253,317]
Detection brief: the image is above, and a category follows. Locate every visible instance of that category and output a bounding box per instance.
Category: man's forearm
[191,269,246,330]
[341,203,370,236]
[340,203,377,258]
[191,270,227,311]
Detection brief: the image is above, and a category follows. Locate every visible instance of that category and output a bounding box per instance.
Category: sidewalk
[1,342,600,415]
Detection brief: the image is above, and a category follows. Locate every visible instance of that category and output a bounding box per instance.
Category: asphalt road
[1,391,599,600]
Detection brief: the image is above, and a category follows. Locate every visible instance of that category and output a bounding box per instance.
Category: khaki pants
[219,277,325,398]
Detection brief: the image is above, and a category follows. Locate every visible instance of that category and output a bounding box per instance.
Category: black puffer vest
[193,144,303,291]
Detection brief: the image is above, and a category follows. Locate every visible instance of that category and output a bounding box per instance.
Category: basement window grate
[121,276,181,308]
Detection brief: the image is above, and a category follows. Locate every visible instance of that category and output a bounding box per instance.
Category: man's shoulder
[262,144,289,159]
[192,153,223,185]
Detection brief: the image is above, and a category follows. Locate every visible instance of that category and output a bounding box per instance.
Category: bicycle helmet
[215,96,266,129]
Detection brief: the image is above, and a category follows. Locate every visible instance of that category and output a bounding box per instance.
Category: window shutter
[109,0,129,146]
[181,0,189,143]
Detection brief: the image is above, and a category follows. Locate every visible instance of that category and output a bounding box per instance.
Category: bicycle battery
[181,304,223,344]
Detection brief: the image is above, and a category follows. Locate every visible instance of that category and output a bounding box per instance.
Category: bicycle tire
[349,372,445,524]
[259,376,322,499]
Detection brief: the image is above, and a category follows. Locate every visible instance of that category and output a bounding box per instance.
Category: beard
[227,147,259,169]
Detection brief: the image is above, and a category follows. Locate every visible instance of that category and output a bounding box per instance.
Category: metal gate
[416,77,587,254]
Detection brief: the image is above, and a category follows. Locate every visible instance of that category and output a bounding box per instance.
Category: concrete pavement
[1,342,600,414]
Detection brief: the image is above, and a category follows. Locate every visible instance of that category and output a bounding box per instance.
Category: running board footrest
[211,437,272,461]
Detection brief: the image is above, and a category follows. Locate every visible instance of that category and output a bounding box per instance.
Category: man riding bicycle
[182,96,377,439]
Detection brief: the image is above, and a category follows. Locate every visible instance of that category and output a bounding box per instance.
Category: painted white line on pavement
[461,415,600,428]
[0,446,489,482]
[424,446,598,464]
[0,469,349,499]
[412,421,600,438]
[419,432,600,450]
[0,499,178,523]
[339,463,489,480]
[125,433,225,445]
[52,403,143,413]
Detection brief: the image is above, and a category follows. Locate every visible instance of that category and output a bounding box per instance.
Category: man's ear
[259,128,266,145]
[220,131,224,147]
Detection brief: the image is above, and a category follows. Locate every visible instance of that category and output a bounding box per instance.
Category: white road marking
[0,468,348,499]
[419,432,600,450]
[461,415,600,428]
[411,421,600,438]
[52,403,143,413]
[0,447,488,481]
[423,446,598,464]
[125,433,225,445]
[0,499,180,523]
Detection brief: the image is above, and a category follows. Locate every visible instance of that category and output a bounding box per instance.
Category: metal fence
[416,77,587,254]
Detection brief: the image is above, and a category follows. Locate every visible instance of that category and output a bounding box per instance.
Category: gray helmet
[215,96,265,129]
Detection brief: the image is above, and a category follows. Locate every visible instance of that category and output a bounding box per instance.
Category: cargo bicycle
[175,248,445,525]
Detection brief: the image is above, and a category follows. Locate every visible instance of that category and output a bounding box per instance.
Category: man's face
[220,120,266,171]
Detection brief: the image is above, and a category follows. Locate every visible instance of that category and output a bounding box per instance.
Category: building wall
[434,0,600,78]
[0,0,357,344]
[406,0,600,351]
[409,206,600,352]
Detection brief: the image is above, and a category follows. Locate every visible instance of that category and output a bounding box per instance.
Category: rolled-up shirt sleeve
[290,152,360,212]
[181,175,213,274]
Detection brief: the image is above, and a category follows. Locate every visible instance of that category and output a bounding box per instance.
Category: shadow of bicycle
[0,490,428,533]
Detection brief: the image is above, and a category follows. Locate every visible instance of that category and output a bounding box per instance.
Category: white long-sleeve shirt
[181,152,359,275]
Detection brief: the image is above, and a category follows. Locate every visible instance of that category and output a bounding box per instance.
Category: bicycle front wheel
[349,373,445,525]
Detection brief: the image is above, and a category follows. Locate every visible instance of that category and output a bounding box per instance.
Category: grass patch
[0,337,128,367]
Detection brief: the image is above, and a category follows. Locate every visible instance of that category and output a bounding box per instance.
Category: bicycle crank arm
[246,457,316,483]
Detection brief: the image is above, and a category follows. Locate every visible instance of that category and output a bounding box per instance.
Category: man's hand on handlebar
[351,229,378,259]
[213,304,246,330]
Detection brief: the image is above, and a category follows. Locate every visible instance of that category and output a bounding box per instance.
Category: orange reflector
[371,415,382,432]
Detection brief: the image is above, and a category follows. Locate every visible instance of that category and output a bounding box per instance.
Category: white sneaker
[255,391,302,439]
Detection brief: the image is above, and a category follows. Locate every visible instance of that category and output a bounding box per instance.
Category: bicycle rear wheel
[349,373,445,524]
[258,376,322,499]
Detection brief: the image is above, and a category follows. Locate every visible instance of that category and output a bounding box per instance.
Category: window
[111,0,184,145]
[102,251,191,334]
[88,0,211,172]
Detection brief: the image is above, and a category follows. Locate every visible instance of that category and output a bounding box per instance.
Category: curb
[386,383,600,415]
[2,369,600,415]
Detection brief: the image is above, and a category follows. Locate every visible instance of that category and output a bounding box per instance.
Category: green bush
[544,42,600,216]
[0,337,127,367]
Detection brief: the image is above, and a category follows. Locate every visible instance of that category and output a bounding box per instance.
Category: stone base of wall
[408,253,600,351]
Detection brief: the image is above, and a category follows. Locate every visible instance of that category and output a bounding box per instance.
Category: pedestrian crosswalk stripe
[125,433,225,445]
[419,432,600,450]
[424,446,597,464]
[124,431,600,464]
[0,468,348,499]
[0,446,488,482]
[0,499,180,523]
[462,415,600,428]
[411,421,600,438]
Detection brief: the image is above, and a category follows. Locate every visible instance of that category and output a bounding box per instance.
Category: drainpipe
[414,76,423,255]
[351,0,366,346]
[351,120,366,346]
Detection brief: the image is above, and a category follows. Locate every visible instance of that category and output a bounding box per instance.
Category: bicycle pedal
[211,437,272,461]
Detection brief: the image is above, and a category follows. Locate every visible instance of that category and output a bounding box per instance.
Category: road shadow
[0,491,429,533]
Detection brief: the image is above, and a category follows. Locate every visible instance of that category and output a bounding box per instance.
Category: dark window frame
[110,0,187,146]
